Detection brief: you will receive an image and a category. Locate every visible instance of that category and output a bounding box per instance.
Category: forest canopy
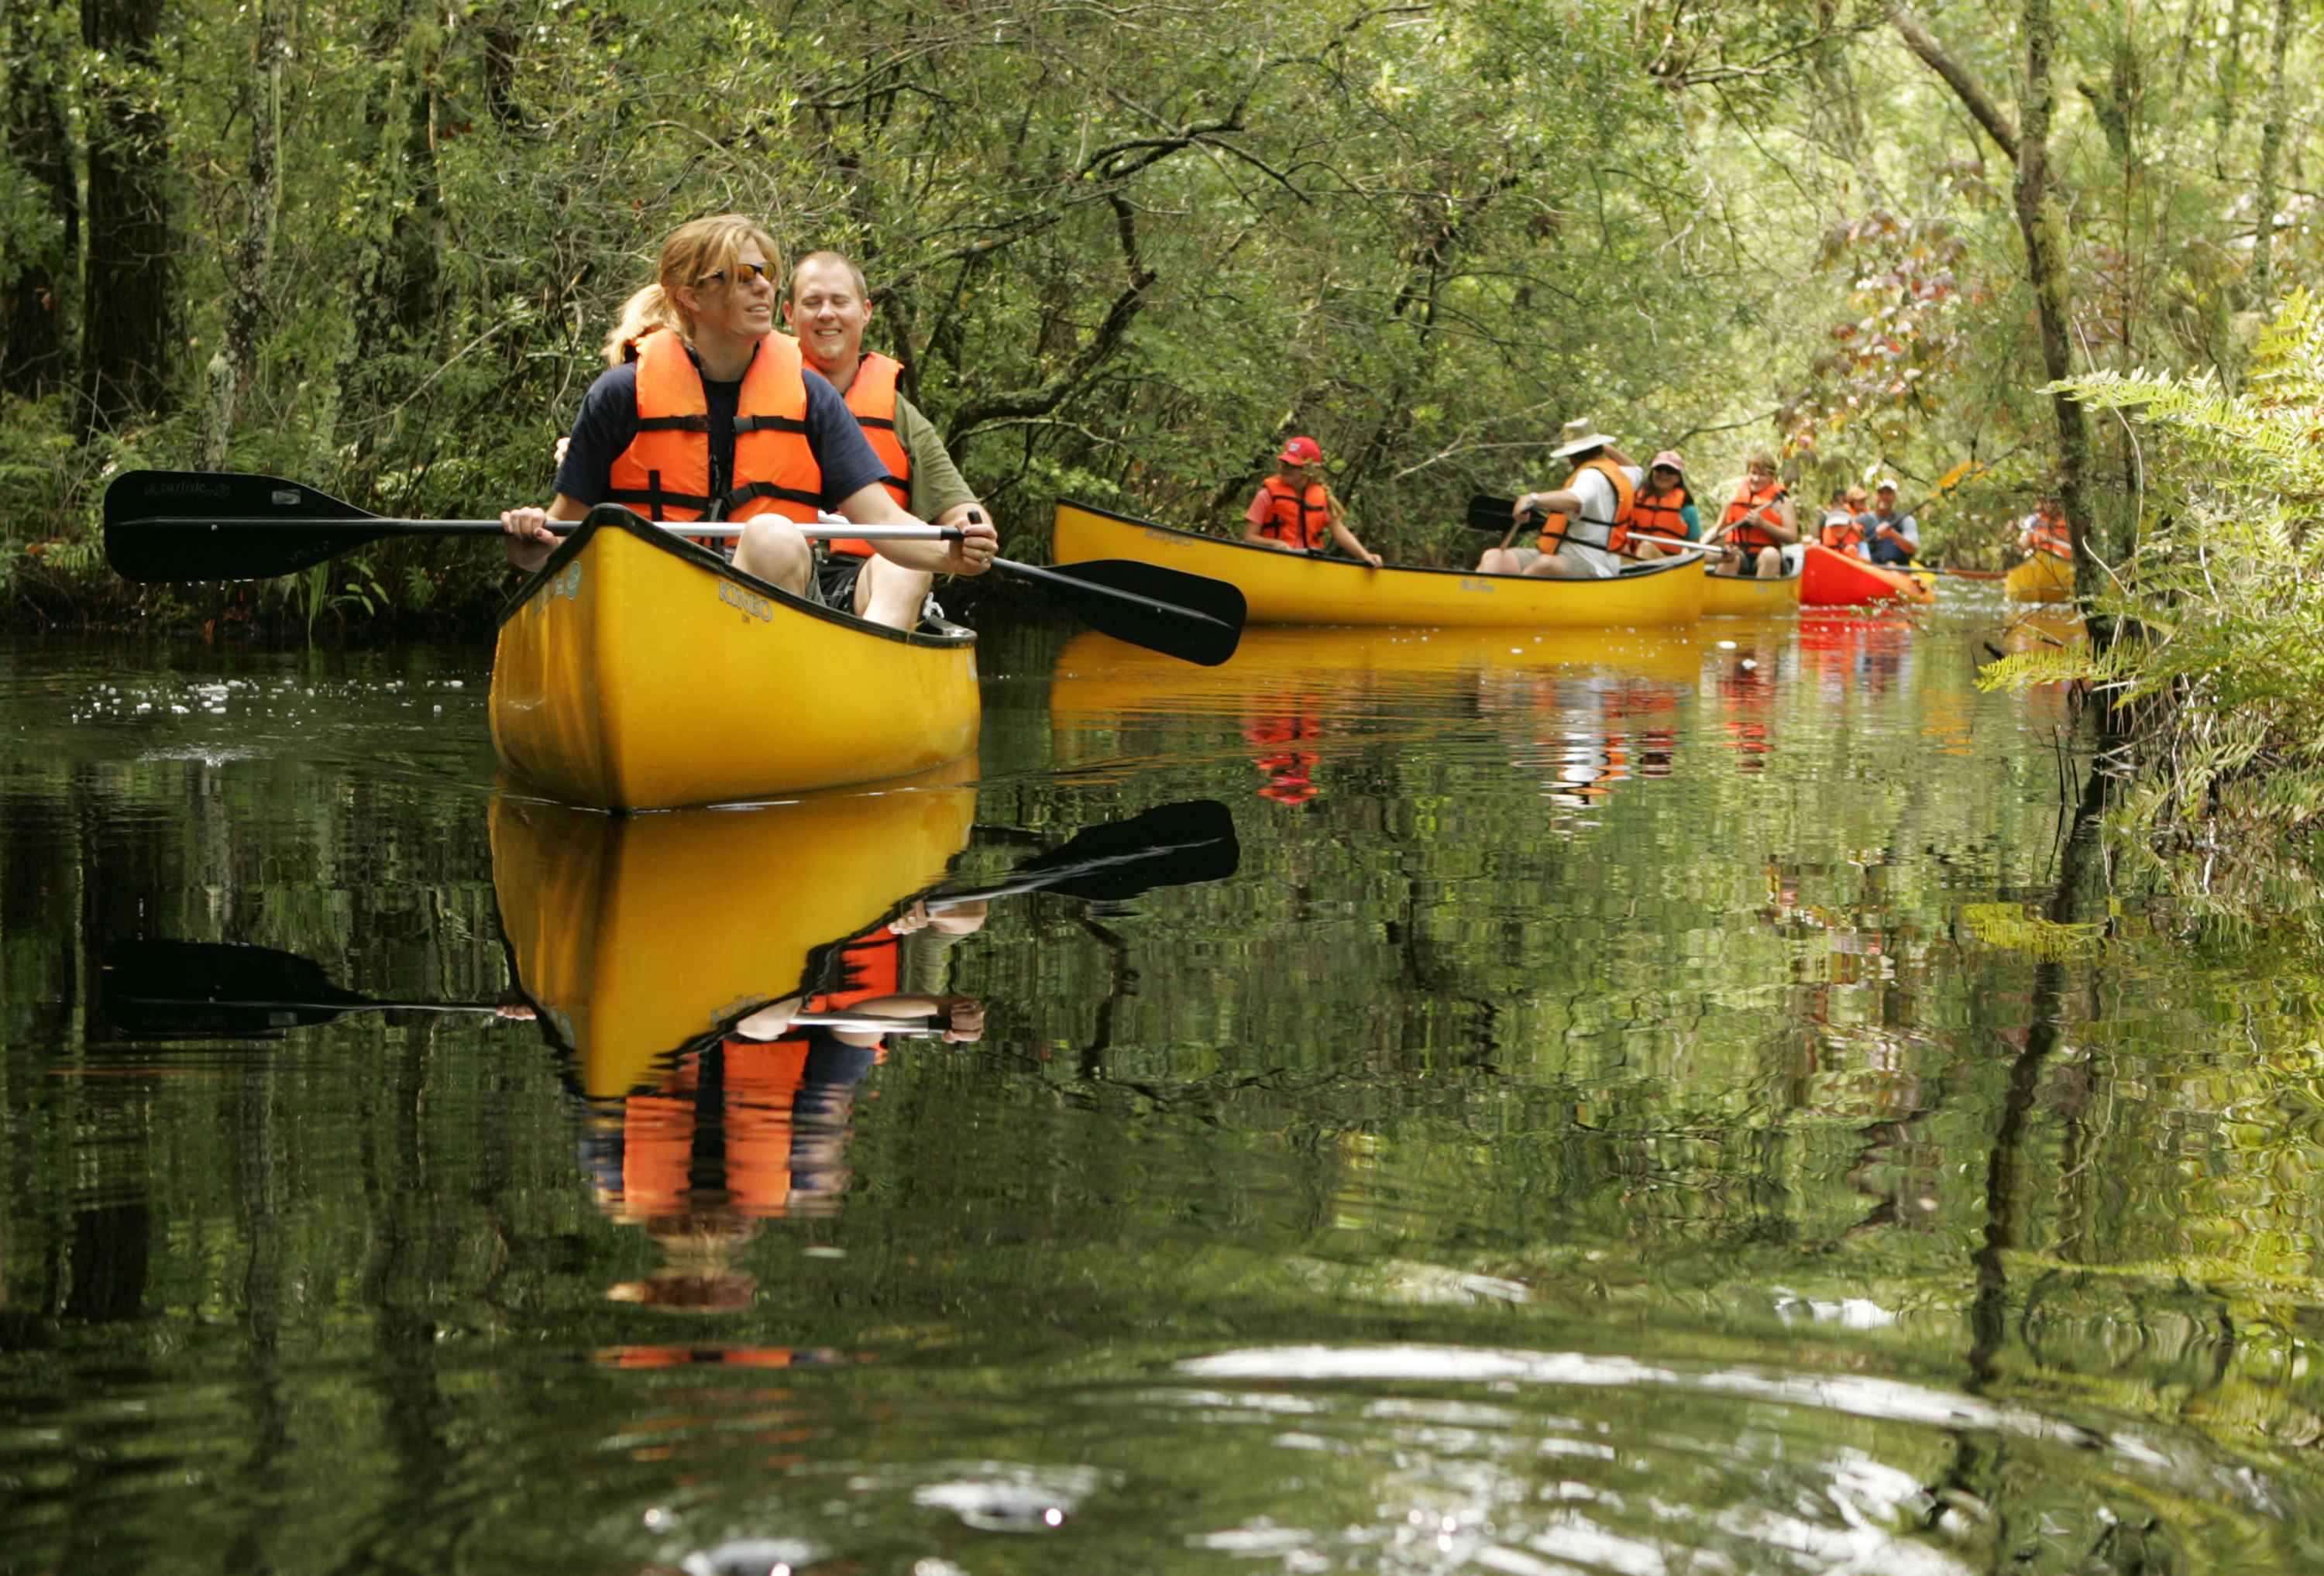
[0,0,2312,618]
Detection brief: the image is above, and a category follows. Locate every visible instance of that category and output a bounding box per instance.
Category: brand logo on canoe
[146,478,231,499]
[719,580,774,622]
[554,564,583,600]
[1458,576,1500,593]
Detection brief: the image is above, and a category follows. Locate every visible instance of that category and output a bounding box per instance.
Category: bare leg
[1476,548,1524,575]
[854,555,937,632]
[733,518,815,596]
[1755,545,1783,576]
[1521,549,1597,580]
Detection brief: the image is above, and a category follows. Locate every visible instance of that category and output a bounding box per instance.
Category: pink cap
[1277,436,1323,465]
[1650,450,1684,473]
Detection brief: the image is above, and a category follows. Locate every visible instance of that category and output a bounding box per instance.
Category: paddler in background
[500,214,996,630]
[1865,479,1920,566]
[2016,494,2071,559]
[784,249,993,630]
[1476,417,1642,580]
[1242,437,1384,567]
[1818,486,1868,556]
[1625,451,1700,560]
[1706,450,1796,576]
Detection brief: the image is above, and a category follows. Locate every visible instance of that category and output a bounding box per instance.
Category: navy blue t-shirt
[552,349,888,515]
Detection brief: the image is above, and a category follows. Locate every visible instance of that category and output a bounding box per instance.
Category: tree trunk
[80,0,173,430]
[0,0,77,397]
[2014,0,2095,598]
[2247,0,2298,308]
[198,0,286,470]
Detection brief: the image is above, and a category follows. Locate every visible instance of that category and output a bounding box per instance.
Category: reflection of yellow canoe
[1048,623,1703,724]
[490,510,980,811]
[490,769,975,1101]
[2006,553,2075,603]
[1702,565,1800,616]
[1054,500,1706,627]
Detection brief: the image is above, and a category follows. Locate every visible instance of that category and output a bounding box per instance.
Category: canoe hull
[2006,553,2075,603]
[490,512,979,810]
[1054,499,1706,627]
[1798,544,1933,607]
[1703,561,1801,616]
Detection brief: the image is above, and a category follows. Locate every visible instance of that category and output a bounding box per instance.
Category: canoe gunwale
[1056,495,1708,586]
[495,506,976,651]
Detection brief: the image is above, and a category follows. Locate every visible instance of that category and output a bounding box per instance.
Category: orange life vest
[1819,512,1865,555]
[830,351,913,558]
[1257,476,1332,551]
[2026,509,2071,559]
[1628,482,1692,547]
[1721,477,1787,551]
[1541,458,1637,555]
[816,925,903,1011]
[617,1038,814,1221]
[607,328,823,546]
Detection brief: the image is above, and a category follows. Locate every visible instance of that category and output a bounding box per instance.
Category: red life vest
[1257,476,1331,550]
[1819,512,1865,555]
[607,329,823,548]
[830,351,913,558]
[1721,478,1787,552]
[1537,458,1638,555]
[2026,509,2071,559]
[1628,482,1692,547]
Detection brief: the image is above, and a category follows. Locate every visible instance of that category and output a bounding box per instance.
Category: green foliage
[1980,290,2324,914]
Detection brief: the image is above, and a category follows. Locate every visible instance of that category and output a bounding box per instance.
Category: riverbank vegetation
[0,0,2313,630]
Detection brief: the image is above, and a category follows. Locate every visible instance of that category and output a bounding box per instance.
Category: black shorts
[816,550,868,612]
[1728,545,1775,577]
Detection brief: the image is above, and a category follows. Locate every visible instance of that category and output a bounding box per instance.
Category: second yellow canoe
[2006,553,2075,603]
[1054,499,1706,627]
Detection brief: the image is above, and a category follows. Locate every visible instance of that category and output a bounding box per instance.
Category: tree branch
[1886,3,2020,163]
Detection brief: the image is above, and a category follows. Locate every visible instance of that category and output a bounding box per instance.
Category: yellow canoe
[490,510,980,810]
[2006,552,2075,603]
[491,767,977,1102]
[1054,499,1706,627]
[1703,564,1801,616]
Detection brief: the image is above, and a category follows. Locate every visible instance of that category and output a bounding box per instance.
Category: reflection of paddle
[102,471,1246,668]
[104,802,1239,1039]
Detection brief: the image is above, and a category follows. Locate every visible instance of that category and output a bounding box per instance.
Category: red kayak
[1798,544,1932,607]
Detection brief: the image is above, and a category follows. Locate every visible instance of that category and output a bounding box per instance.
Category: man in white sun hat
[1864,478,1920,568]
[1475,417,1643,580]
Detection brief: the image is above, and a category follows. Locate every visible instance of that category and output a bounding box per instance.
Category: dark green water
[4,599,2322,1575]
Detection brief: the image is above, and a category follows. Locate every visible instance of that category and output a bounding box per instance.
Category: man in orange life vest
[1707,450,1798,577]
[2016,495,2071,559]
[784,250,992,631]
[1242,437,1383,566]
[1477,417,1643,580]
[500,215,997,628]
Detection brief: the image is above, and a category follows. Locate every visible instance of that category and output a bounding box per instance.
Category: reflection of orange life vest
[607,329,823,545]
[830,351,913,558]
[1537,459,1638,555]
[621,1039,814,1220]
[818,925,902,1010]
[2026,509,2071,559]
[1722,478,1787,551]
[1257,476,1330,550]
[1819,513,1865,555]
[1629,483,1691,546]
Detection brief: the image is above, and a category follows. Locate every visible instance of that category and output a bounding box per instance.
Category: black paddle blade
[993,798,1240,902]
[1466,493,1539,532]
[104,469,387,582]
[99,939,372,1039]
[1016,558,1246,666]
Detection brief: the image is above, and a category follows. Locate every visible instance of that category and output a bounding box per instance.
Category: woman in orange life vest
[2016,494,2072,560]
[1241,437,1384,567]
[1475,417,1645,580]
[1818,485,1869,556]
[1625,450,1700,561]
[783,249,992,630]
[498,215,997,630]
[1706,450,1798,577]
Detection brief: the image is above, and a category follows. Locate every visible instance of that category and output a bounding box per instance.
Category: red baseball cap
[1277,436,1323,465]
[1650,450,1685,473]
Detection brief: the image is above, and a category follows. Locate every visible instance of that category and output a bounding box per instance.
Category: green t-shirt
[895,393,979,522]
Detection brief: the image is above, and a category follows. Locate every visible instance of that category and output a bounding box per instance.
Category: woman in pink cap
[1626,450,1700,561]
[1242,436,1383,566]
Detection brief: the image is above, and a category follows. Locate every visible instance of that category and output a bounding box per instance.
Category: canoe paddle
[101,470,1246,667]
[99,799,1239,1040]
